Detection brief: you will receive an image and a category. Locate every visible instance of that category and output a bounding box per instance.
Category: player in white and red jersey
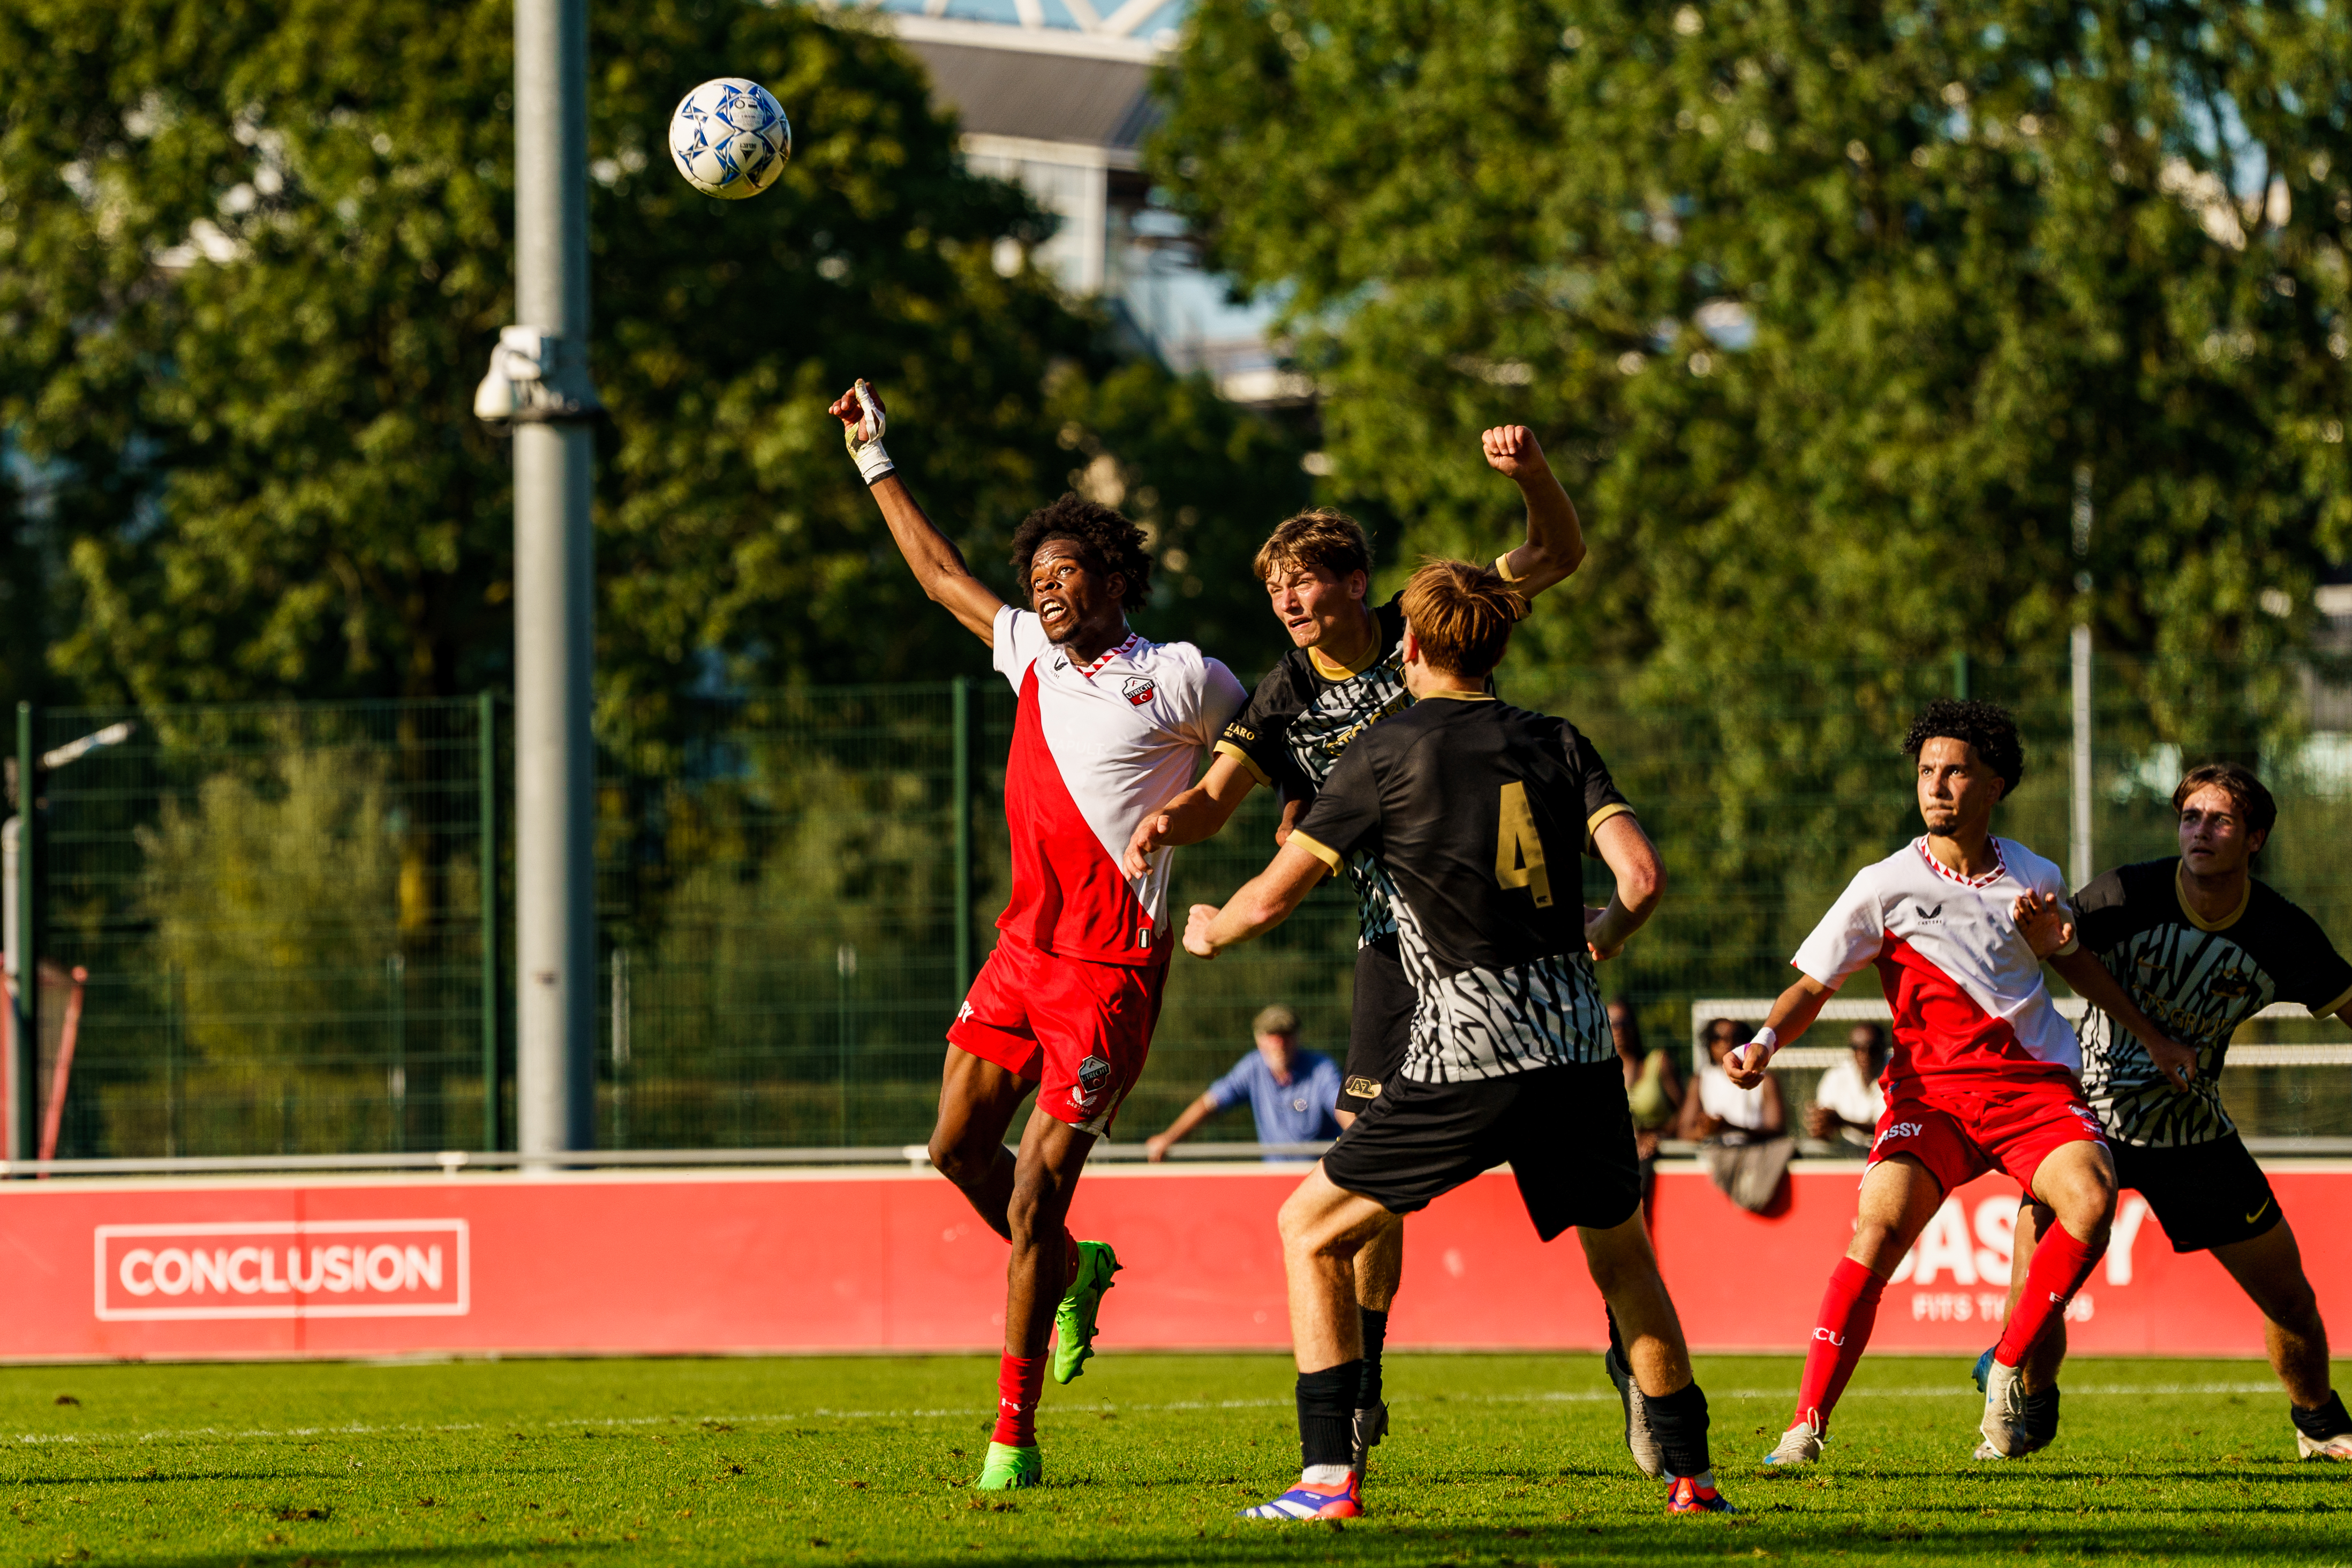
[829,381,1245,1491]
[1722,699,2188,1463]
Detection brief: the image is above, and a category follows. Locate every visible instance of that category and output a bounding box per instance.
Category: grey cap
[1252,1004,1301,1038]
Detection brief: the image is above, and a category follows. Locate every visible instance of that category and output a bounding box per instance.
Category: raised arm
[1582,812,1665,961]
[1722,974,1837,1089]
[1482,425,1586,599]
[828,381,1004,644]
[1122,752,1261,877]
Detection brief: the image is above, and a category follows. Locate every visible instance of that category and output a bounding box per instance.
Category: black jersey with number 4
[2075,858,2352,1147]
[1288,693,1633,1083]
[1216,567,1521,949]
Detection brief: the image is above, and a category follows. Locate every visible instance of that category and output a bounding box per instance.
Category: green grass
[2,1352,2347,1566]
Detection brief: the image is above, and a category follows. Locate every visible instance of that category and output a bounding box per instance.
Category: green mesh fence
[14,649,2352,1158]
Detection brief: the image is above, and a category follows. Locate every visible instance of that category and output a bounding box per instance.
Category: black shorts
[1320,1058,1640,1242]
[1336,935,1413,1115]
[2112,1133,2285,1254]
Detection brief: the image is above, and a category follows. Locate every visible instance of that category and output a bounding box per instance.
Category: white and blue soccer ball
[668,78,792,200]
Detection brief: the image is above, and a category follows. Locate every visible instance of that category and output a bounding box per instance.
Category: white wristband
[852,440,895,485]
[1747,1026,1778,1059]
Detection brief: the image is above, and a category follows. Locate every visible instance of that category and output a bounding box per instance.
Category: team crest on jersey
[1121,676,1156,707]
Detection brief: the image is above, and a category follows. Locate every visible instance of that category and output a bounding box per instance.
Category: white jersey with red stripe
[992,604,1245,966]
[1791,835,2082,1096]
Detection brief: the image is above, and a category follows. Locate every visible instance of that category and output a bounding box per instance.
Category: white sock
[1301,1463,1352,1487]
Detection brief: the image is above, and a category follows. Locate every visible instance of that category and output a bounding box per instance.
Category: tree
[1154,0,2352,1017]
[0,0,1304,728]
[1154,0,2352,699]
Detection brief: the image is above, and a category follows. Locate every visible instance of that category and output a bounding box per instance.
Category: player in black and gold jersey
[1992,763,2352,1460]
[1121,426,1587,1474]
[1184,561,1731,1520]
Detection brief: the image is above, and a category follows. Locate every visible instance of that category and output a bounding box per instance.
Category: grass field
[2,1352,2347,1566]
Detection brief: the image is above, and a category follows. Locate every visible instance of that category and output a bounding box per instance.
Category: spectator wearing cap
[1145,1004,1343,1164]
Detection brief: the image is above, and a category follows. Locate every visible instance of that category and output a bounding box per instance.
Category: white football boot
[2297,1429,2352,1460]
[1763,1418,1826,1467]
[1979,1358,2032,1458]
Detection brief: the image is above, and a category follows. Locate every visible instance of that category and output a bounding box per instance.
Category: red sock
[1791,1257,1884,1431]
[1994,1223,2102,1367]
[992,1353,1046,1447]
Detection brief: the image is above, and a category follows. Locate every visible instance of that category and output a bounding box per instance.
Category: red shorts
[1867,1073,2107,1195]
[946,931,1170,1137]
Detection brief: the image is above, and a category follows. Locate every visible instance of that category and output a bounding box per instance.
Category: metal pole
[477,689,500,1152]
[1950,650,1971,701]
[2071,624,2094,892]
[2070,465,2094,893]
[12,704,36,1165]
[951,677,973,997]
[835,943,856,1147]
[387,952,406,1154]
[609,946,629,1148]
[513,0,595,1160]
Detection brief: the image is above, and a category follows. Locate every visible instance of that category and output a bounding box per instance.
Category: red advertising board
[0,1160,2342,1362]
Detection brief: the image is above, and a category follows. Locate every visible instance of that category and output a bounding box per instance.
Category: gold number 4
[1494,780,1553,907]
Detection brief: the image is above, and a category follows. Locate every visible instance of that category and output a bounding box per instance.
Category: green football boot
[976,1441,1042,1490]
[1051,1239,1122,1385]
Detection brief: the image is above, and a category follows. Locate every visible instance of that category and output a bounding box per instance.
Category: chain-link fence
[11,647,2350,1158]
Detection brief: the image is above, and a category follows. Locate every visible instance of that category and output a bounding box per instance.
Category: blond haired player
[1124,427,1587,1474]
[1183,561,1730,1519]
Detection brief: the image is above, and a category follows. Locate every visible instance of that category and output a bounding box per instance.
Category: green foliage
[119,742,483,1152]
[0,0,1303,725]
[1154,0,2352,705]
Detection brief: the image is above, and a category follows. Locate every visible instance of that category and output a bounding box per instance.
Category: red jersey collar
[1914,835,2007,889]
[1071,632,1140,682]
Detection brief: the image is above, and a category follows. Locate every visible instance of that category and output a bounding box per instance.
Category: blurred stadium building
[831,0,1300,402]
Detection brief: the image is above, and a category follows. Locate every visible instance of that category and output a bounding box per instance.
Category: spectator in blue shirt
[1144,1005,1343,1163]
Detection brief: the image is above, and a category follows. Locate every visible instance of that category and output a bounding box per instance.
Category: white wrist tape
[1747,1026,1779,1060]
[843,378,894,484]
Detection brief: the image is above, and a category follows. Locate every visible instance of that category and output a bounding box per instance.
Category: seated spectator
[1145,1004,1341,1163]
[1680,1017,1793,1214]
[1806,1022,1890,1150]
[1678,1017,1786,1143]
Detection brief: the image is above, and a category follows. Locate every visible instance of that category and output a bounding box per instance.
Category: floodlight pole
[2069,466,2095,893]
[512,0,597,1161]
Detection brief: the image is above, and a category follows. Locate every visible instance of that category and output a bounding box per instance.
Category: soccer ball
[668,78,792,200]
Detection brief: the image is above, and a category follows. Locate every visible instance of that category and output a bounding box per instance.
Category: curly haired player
[1724,699,2190,1464]
[829,381,1245,1491]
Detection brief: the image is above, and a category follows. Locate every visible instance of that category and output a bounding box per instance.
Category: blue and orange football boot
[1665,1475,1737,1514]
[1240,1473,1362,1520]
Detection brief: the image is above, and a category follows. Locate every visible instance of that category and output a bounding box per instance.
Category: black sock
[1298,1361,1361,1470]
[2022,1386,2060,1438]
[1356,1309,1389,1407]
[1605,1305,1627,1366]
[2293,1391,2350,1440]
[1646,1379,1712,1481]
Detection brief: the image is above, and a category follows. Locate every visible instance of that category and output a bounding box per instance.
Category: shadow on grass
[149,1517,2347,1568]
